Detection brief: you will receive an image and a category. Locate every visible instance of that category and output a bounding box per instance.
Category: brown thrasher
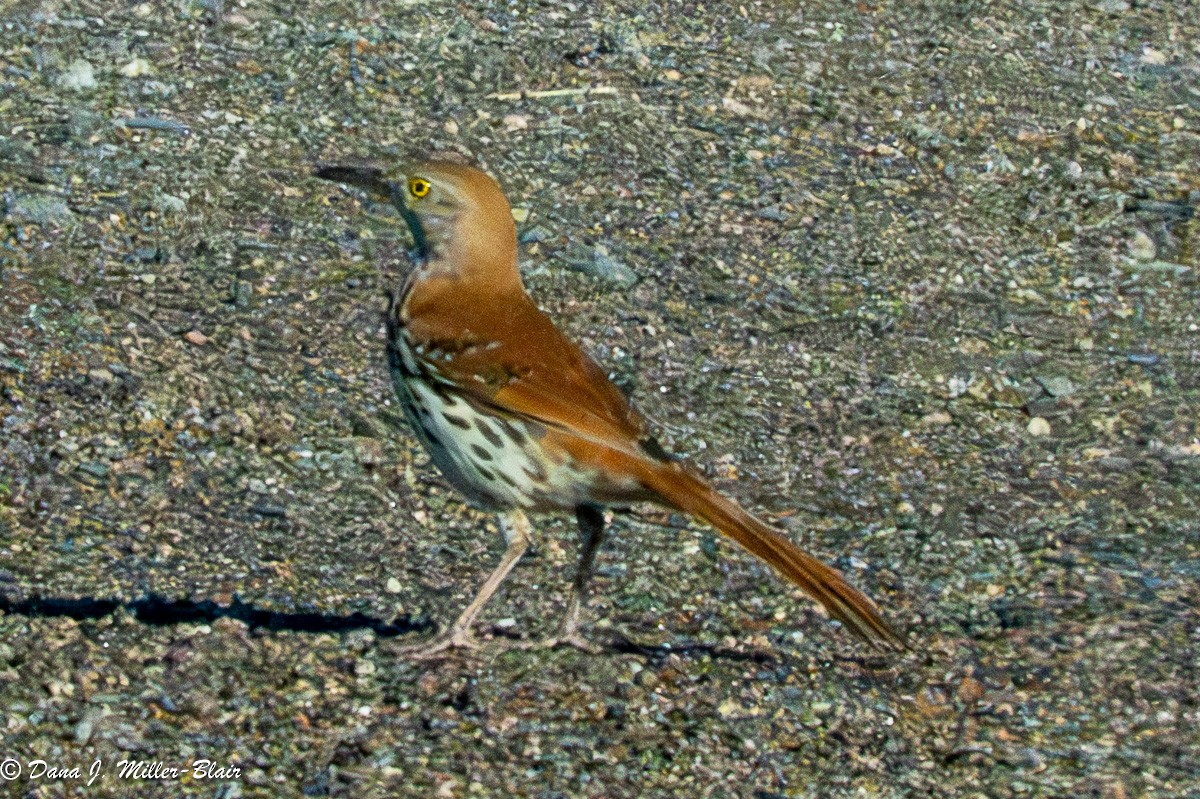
[315,160,902,656]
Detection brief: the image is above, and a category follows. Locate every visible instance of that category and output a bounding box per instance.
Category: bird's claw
[395,628,483,661]
[514,628,602,654]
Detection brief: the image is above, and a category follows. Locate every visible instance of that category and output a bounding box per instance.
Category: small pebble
[8,195,74,226]
[58,59,97,90]
[1027,417,1051,437]
[73,718,94,745]
[120,58,154,77]
[1129,231,1156,262]
[1036,375,1077,397]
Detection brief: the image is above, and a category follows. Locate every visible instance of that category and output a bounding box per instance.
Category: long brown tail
[637,461,904,649]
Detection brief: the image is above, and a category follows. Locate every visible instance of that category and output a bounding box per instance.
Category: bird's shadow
[0,592,431,637]
[1,593,896,670]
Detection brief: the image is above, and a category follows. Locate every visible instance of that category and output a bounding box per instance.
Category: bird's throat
[388,184,430,263]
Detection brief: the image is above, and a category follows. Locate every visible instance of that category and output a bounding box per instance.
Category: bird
[314,159,903,657]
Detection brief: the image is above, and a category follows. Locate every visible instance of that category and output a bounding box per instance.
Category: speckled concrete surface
[2,2,1197,796]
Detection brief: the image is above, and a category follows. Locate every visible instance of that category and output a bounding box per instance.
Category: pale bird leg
[399,509,532,660]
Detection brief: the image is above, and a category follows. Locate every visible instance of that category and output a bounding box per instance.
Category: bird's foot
[394,628,482,661]
[514,627,602,654]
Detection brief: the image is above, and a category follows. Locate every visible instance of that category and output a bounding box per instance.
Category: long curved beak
[314,164,429,261]
[313,164,391,200]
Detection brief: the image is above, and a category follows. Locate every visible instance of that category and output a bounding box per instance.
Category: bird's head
[315,160,517,278]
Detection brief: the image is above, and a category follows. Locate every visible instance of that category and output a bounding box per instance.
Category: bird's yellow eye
[408,177,431,199]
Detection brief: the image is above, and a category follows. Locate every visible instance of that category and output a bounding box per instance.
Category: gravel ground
[2,1,1198,797]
